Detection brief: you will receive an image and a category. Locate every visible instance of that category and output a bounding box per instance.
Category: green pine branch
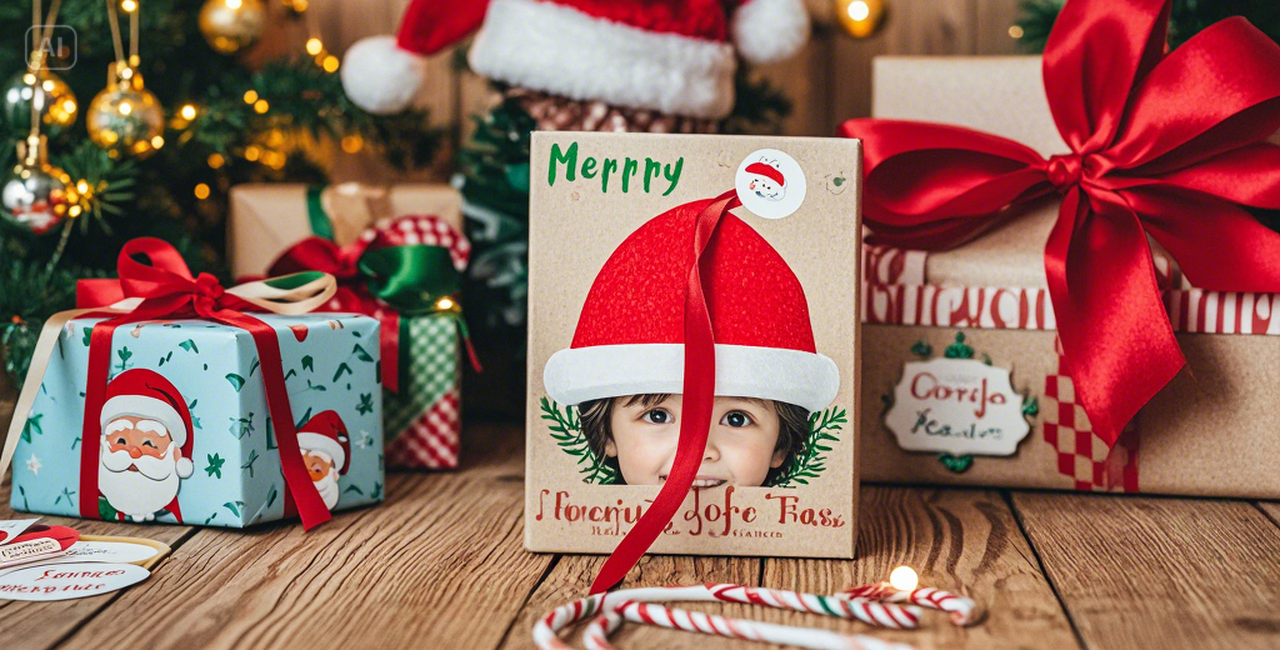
[541,397,620,485]
[772,407,847,488]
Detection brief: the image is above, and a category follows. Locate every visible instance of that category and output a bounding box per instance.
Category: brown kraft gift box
[860,56,1280,498]
[527,132,862,556]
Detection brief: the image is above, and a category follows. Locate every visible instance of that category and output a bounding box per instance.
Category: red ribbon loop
[76,238,333,530]
[842,0,1280,445]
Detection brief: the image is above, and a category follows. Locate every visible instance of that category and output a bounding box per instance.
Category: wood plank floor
[2,423,1278,650]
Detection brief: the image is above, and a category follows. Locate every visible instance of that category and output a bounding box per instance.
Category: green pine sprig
[541,397,621,485]
[772,406,847,488]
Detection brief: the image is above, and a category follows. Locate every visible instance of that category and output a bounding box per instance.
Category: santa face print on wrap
[295,410,351,512]
[744,159,786,202]
[97,369,195,523]
[544,196,840,489]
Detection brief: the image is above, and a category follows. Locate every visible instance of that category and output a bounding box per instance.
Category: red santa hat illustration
[543,197,839,413]
[745,161,786,188]
[341,0,811,117]
[99,369,195,479]
[296,410,351,475]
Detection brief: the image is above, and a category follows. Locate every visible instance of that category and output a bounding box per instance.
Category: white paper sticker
[735,149,807,220]
[0,539,63,570]
[0,562,150,601]
[0,519,40,544]
[884,358,1031,456]
[54,542,161,566]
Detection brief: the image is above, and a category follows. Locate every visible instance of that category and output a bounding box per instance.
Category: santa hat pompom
[732,0,811,64]
[340,35,427,115]
[176,457,194,479]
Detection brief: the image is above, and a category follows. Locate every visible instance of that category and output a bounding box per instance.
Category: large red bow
[841,0,1280,445]
[77,238,335,529]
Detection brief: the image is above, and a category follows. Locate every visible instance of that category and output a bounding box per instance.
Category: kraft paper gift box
[231,184,469,470]
[7,312,385,527]
[228,182,462,279]
[858,56,1280,498]
[526,132,861,561]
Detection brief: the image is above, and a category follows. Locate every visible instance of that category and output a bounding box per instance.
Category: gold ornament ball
[2,137,71,235]
[199,0,268,55]
[836,0,887,39]
[87,81,165,159]
[2,70,78,128]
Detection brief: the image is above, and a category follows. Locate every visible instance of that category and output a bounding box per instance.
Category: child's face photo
[605,395,788,488]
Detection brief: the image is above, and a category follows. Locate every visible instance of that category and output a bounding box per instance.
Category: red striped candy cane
[840,583,978,626]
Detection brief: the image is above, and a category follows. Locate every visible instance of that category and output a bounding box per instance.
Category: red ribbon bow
[841,0,1280,445]
[267,236,406,393]
[77,238,334,530]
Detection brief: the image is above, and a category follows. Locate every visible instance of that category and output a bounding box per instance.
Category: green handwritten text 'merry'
[548,141,683,196]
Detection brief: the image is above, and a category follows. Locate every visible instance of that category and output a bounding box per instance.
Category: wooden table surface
[3,422,1280,650]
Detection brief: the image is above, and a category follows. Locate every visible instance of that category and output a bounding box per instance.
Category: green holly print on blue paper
[179,339,199,353]
[229,413,255,439]
[115,347,134,373]
[356,393,374,415]
[344,485,365,496]
[226,373,246,392]
[56,487,76,507]
[241,449,260,477]
[302,355,314,372]
[371,482,383,500]
[224,501,245,518]
[332,363,353,383]
[16,486,29,511]
[205,453,225,478]
[189,399,202,430]
[20,414,43,443]
[158,351,173,366]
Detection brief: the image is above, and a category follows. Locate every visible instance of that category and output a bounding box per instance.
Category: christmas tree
[0,0,440,387]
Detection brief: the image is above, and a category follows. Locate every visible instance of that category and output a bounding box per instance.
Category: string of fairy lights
[1,0,350,237]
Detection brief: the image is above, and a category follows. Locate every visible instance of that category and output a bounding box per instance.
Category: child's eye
[641,409,673,425]
[721,411,754,428]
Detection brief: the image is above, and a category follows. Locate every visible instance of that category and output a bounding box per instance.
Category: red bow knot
[193,272,227,305]
[842,0,1280,445]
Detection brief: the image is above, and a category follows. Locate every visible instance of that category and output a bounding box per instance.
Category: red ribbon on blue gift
[842,0,1280,445]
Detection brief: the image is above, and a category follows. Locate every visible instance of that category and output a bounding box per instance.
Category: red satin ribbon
[77,238,333,530]
[841,0,1280,445]
[590,190,741,594]
[266,236,404,394]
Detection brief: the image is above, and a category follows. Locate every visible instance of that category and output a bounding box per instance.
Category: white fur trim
[469,0,737,119]
[543,343,840,413]
[733,0,810,64]
[175,457,194,479]
[100,395,186,448]
[340,35,428,115]
[298,433,346,473]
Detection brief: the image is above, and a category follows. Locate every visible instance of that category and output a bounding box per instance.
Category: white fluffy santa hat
[342,0,810,118]
[99,369,195,479]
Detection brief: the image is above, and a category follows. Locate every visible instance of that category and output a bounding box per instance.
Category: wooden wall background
[307,0,1028,182]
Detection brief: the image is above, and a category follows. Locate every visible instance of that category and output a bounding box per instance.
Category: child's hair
[577,394,810,485]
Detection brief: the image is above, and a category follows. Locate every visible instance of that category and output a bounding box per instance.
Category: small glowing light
[180,104,197,120]
[207,153,225,169]
[306,38,323,56]
[291,0,309,11]
[243,146,261,161]
[254,99,269,114]
[69,205,82,217]
[226,0,243,9]
[121,0,138,11]
[118,101,133,115]
[62,99,76,113]
[194,183,211,199]
[22,73,36,85]
[889,566,919,592]
[120,67,134,80]
[151,135,165,149]
[322,56,340,73]
[1008,25,1025,39]
[340,135,363,153]
[848,0,871,22]
[243,89,258,104]
[41,80,54,92]
[76,180,89,193]
[436,297,454,311]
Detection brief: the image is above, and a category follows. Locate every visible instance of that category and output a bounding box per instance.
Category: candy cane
[533,584,923,650]
[839,584,979,627]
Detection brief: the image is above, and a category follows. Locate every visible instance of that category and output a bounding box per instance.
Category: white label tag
[0,562,149,601]
[0,539,62,569]
[884,358,1030,456]
[42,541,161,566]
[0,519,40,544]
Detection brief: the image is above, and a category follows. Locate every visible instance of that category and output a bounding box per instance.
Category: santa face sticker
[98,369,195,523]
[735,149,807,220]
[295,410,351,511]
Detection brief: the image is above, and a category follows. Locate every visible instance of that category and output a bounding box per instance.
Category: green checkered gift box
[267,205,474,469]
